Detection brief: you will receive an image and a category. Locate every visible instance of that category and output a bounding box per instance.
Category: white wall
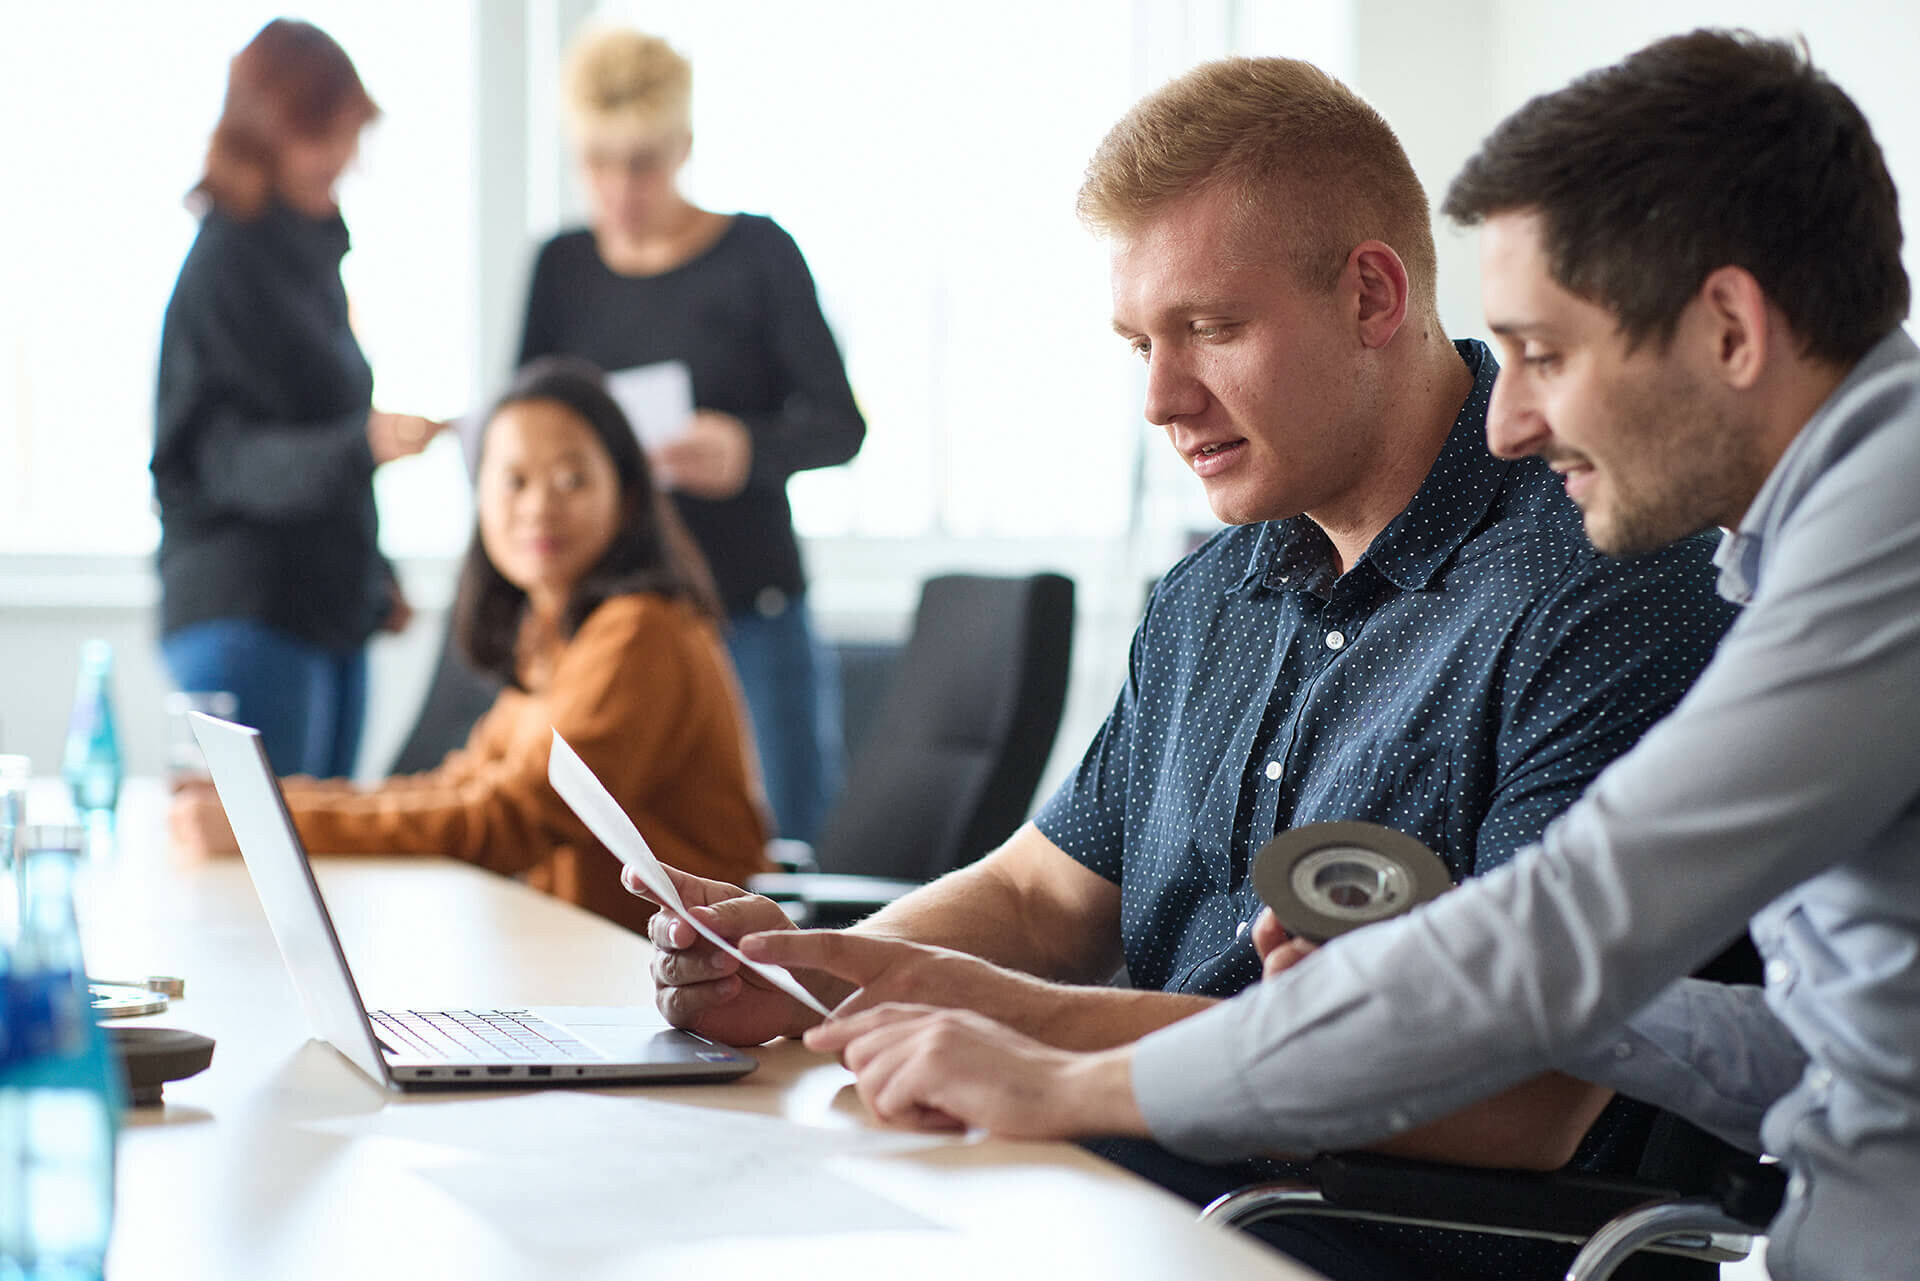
[1313,0,1920,346]
[6,0,1918,868]
[0,537,1145,817]
[0,558,452,785]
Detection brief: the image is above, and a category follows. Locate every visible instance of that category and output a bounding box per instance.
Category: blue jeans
[161,620,367,778]
[725,593,843,843]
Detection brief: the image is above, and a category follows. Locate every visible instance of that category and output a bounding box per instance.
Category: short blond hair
[562,26,692,152]
[1079,57,1436,316]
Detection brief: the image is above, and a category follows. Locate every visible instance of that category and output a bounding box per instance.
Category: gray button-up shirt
[1133,329,1920,1281]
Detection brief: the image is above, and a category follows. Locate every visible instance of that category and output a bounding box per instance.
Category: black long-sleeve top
[517,215,865,614]
[151,203,387,652]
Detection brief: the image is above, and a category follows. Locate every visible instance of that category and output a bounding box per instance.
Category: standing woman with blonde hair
[153,18,444,777]
[517,27,865,844]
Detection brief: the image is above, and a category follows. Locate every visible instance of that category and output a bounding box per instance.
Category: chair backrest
[833,640,906,766]
[811,572,1075,883]
[386,619,503,777]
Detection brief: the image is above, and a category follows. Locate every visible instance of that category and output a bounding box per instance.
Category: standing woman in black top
[152,19,444,777]
[518,27,866,843]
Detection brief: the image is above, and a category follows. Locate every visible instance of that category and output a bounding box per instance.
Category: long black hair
[452,355,723,687]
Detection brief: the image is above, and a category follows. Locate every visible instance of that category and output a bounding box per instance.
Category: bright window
[0,2,476,557]
[0,2,1363,561]
[590,0,1169,539]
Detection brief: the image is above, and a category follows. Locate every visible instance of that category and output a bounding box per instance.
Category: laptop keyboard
[370,1009,608,1064]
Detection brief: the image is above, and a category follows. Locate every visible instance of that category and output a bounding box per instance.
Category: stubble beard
[1585,372,1753,559]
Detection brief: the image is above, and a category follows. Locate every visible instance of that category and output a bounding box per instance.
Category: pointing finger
[742,929,920,988]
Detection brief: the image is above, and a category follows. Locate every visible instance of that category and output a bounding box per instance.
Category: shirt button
[1325,630,1346,650]
[1765,958,1794,986]
[1264,761,1283,781]
[1236,920,1251,938]
[1808,1066,1833,1096]
[1612,1041,1634,1061]
[754,587,789,618]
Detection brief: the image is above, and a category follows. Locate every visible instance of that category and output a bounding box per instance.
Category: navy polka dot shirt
[1046,341,1740,1279]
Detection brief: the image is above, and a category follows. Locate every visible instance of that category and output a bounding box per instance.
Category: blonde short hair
[1079,57,1436,316]
[562,26,691,152]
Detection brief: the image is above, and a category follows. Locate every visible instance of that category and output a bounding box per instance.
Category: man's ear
[1695,266,1772,391]
[1350,240,1410,349]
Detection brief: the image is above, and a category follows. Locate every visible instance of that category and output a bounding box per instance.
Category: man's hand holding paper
[743,930,1066,1039]
[546,730,831,1028]
[636,863,835,1044]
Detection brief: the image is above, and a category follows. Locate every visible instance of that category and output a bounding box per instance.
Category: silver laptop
[190,712,756,1090]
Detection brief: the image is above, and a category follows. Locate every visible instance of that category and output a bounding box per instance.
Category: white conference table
[77,783,1323,1281]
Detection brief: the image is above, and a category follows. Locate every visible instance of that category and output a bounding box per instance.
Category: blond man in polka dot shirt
[643,56,1740,1281]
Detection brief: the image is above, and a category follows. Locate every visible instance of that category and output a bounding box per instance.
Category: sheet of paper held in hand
[547,729,833,1017]
[451,360,692,482]
[605,360,695,450]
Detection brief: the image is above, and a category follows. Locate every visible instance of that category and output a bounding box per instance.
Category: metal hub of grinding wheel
[1251,821,1453,943]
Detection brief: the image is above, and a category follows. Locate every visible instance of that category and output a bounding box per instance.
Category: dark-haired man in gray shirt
[805,31,1920,1281]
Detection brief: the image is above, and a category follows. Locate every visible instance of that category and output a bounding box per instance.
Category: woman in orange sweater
[171,356,771,932]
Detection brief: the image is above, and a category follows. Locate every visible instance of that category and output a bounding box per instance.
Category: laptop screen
[190,713,394,1087]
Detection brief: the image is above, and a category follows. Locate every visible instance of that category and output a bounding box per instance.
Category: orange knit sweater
[284,593,771,933]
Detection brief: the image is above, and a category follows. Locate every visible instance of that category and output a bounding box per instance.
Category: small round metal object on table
[89,982,170,1018]
[1251,820,1453,943]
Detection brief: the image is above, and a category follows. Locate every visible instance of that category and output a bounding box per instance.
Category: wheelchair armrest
[1203,1147,1773,1280]
[765,838,818,875]
[744,872,925,929]
[1713,1159,1787,1227]
[1307,1151,1680,1240]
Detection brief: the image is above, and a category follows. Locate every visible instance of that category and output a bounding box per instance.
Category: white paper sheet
[548,730,833,1018]
[303,1087,946,1163]
[301,1090,948,1248]
[448,359,693,485]
[417,1152,935,1250]
[605,360,694,450]
[453,409,486,481]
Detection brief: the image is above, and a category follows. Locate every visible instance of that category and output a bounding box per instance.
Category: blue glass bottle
[60,643,122,828]
[0,825,120,1281]
[0,756,27,882]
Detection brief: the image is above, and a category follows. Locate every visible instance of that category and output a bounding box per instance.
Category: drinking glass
[163,692,239,788]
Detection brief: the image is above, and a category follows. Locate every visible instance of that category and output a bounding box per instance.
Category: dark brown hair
[191,19,380,219]
[1443,29,1908,364]
[1078,57,1437,319]
[452,356,724,688]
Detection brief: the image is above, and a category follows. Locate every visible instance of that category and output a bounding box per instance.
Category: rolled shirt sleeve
[1556,979,1808,1154]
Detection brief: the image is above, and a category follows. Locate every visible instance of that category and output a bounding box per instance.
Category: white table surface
[75,782,1323,1281]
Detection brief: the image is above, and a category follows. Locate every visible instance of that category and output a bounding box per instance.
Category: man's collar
[1714,327,1920,604]
[1237,339,1507,597]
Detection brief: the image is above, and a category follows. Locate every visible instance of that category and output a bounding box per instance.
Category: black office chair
[749,572,1076,927]
[1200,938,1782,1281]
[386,620,502,776]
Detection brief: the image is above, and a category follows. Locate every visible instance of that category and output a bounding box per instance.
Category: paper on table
[300,1092,949,1248]
[605,360,694,451]
[547,730,832,1018]
[302,1088,950,1163]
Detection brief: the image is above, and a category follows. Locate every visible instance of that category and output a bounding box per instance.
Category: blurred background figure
[170,358,771,933]
[151,18,445,778]
[517,26,866,844]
